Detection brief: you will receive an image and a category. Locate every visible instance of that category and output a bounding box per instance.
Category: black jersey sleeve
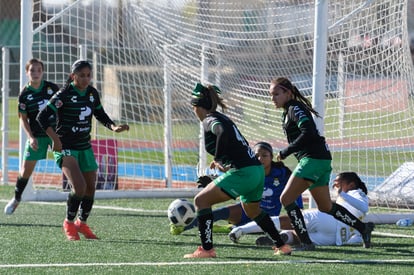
[94,106,115,131]
[36,100,57,131]
[211,122,229,162]
[89,88,115,131]
[280,105,320,159]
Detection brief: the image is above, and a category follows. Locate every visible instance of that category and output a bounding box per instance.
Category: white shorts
[303,209,338,246]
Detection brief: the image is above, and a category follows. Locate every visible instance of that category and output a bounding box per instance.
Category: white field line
[373,231,414,238]
[0,199,166,213]
[1,259,414,269]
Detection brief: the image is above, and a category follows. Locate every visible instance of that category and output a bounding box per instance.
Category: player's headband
[190,83,221,110]
[253,142,274,157]
[71,59,92,73]
[276,78,294,91]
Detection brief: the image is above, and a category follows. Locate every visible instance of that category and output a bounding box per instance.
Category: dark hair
[271,161,292,178]
[337,172,368,195]
[253,141,292,177]
[253,142,274,158]
[60,60,92,91]
[191,83,226,112]
[271,77,320,118]
[25,58,44,72]
[71,59,92,74]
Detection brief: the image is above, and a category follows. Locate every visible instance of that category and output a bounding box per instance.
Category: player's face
[270,83,291,109]
[27,63,44,85]
[333,176,355,192]
[72,67,92,90]
[255,148,272,169]
[192,106,206,121]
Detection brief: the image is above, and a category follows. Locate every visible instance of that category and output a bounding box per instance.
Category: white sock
[237,216,281,234]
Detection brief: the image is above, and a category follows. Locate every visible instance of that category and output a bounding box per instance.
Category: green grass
[0,185,413,274]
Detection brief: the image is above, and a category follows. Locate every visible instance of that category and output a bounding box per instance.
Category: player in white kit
[229,172,369,246]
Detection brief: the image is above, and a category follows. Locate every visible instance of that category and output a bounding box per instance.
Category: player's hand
[112,124,129,133]
[276,152,283,161]
[29,137,39,151]
[51,138,62,152]
[196,175,217,188]
[210,160,229,172]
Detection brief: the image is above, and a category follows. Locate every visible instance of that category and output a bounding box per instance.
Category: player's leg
[240,165,291,255]
[178,203,240,233]
[243,202,291,255]
[281,175,314,248]
[4,160,36,215]
[183,182,230,258]
[75,148,99,239]
[5,137,49,215]
[228,213,282,242]
[58,151,85,241]
[311,185,374,248]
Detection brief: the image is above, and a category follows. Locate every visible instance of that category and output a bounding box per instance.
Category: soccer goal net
[8,0,414,213]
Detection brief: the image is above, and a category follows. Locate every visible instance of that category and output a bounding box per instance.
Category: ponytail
[272,77,320,118]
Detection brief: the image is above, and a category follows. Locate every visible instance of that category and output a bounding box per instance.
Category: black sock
[15,177,29,201]
[329,202,365,233]
[197,208,213,251]
[285,202,313,244]
[78,196,94,222]
[254,211,285,247]
[66,193,82,221]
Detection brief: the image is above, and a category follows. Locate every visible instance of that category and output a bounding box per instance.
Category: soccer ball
[167,198,196,226]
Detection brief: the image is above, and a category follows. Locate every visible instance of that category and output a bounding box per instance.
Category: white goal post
[6,0,413,218]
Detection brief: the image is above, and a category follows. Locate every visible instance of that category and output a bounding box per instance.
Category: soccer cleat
[273,244,292,256]
[183,246,217,258]
[255,236,274,246]
[213,224,232,234]
[63,219,80,241]
[170,224,185,235]
[75,219,98,239]
[361,222,375,248]
[293,242,316,251]
[4,198,20,215]
[228,227,243,243]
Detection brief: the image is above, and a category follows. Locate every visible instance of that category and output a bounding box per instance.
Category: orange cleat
[75,219,98,239]
[183,246,217,258]
[63,219,80,241]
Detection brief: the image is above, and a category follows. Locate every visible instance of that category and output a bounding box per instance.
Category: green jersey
[18,80,59,137]
[37,82,114,150]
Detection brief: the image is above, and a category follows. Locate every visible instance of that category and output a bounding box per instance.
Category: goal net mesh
[19,0,414,209]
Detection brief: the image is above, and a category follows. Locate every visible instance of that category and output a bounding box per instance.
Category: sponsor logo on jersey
[71,96,77,102]
[72,126,90,133]
[273,178,281,187]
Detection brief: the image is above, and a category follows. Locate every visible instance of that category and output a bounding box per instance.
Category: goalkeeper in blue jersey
[5,58,59,215]
[170,141,303,235]
[183,83,291,258]
[37,60,129,241]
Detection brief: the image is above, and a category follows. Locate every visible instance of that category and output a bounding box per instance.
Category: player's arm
[36,101,61,152]
[210,122,230,172]
[279,108,317,159]
[338,190,369,214]
[19,112,39,151]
